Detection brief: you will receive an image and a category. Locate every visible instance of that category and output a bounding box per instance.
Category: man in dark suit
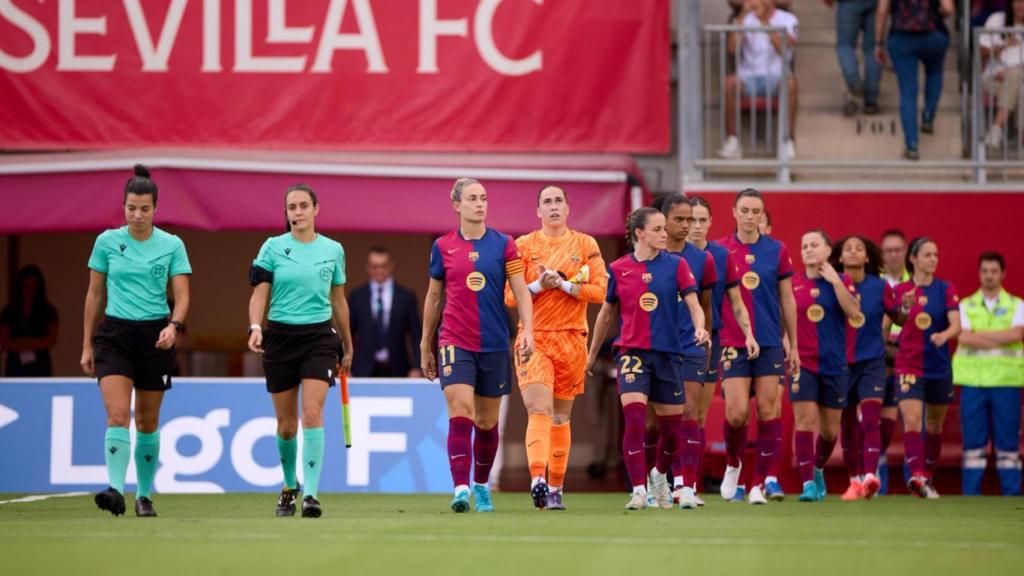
[349,247,423,377]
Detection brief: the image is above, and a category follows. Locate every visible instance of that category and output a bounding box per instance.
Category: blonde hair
[450,177,482,202]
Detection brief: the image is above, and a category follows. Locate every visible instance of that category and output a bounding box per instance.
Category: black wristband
[169,320,184,333]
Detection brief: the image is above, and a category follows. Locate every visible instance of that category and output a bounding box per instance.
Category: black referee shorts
[262,321,339,393]
[94,317,175,391]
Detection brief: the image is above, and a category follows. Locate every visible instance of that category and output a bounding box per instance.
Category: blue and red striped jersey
[429,228,523,352]
[886,279,959,379]
[847,274,890,363]
[606,252,698,355]
[704,240,739,331]
[719,234,795,348]
[794,272,856,375]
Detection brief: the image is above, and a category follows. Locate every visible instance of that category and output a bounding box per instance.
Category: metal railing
[970,27,1024,183]
[702,24,792,182]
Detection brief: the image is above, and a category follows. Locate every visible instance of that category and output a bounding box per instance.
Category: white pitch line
[23,531,1010,551]
[0,492,89,505]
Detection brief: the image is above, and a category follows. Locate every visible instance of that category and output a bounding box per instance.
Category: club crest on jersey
[468,251,480,262]
[914,312,932,330]
[624,373,636,384]
[443,365,453,377]
[570,253,581,263]
[466,271,486,291]
[918,295,928,306]
[150,264,166,278]
[641,272,653,284]
[848,314,866,329]
[742,271,761,290]
[807,304,826,323]
[639,292,659,312]
[745,254,756,264]
[810,287,821,298]
[319,267,332,281]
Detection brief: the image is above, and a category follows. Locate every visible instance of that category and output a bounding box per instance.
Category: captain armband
[249,265,273,287]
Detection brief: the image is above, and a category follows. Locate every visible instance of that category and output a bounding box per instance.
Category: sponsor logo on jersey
[742,271,760,290]
[466,271,486,291]
[639,292,659,312]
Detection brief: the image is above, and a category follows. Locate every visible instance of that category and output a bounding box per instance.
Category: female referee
[420,178,535,513]
[791,230,861,502]
[718,189,798,505]
[82,164,191,517]
[888,237,961,498]
[586,208,709,510]
[247,184,353,518]
[831,235,889,500]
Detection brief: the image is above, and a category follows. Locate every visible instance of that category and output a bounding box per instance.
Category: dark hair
[625,207,661,249]
[653,193,689,216]
[368,245,391,257]
[537,185,567,206]
[803,228,832,247]
[762,209,772,228]
[689,196,712,215]
[880,229,906,243]
[734,188,764,206]
[7,265,53,326]
[1004,5,1023,28]
[284,184,318,232]
[905,236,936,275]
[124,164,158,206]
[979,251,1006,271]
[830,235,884,275]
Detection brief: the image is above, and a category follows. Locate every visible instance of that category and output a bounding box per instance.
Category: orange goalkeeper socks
[526,413,552,479]
[548,422,571,489]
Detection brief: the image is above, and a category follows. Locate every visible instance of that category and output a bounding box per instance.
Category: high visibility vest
[953,289,1024,387]
[884,270,911,340]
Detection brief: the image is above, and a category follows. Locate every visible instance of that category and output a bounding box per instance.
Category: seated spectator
[718,0,800,160]
[826,0,883,116]
[0,265,59,376]
[980,0,1024,148]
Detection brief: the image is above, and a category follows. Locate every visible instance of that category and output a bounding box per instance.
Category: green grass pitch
[1,493,1021,575]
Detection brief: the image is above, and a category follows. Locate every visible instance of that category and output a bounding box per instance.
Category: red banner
[0,0,669,152]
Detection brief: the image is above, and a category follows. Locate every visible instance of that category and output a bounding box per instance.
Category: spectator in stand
[979,0,1024,148]
[0,265,58,377]
[875,0,955,160]
[826,0,883,116]
[719,0,800,161]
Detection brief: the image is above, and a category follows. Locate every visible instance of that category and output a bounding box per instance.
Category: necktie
[374,287,387,351]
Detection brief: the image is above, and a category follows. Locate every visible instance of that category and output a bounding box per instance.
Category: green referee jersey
[254,233,346,325]
[87,226,192,321]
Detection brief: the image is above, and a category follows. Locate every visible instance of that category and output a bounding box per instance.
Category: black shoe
[863,103,880,115]
[905,149,920,161]
[921,114,934,134]
[276,486,300,517]
[94,487,126,517]
[531,480,550,510]
[135,496,157,517]
[301,495,322,518]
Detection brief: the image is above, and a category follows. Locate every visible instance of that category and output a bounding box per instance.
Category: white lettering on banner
[230,416,282,487]
[49,396,107,485]
[347,397,413,486]
[123,0,188,72]
[416,0,468,74]
[0,0,50,73]
[154,409,230,493]
[202,0,222,72]
[475,0,542,76]
[312,0,388,73]
[57,0,116,71]
[268,0,313,43]
[234,0,306,72]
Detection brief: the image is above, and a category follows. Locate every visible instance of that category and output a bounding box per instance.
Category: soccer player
[687,197,759,505]
[831,235,890,500]
[887,237,961,498]
[718,189,798,505]
[878,230,910,474]
[420,178,534,513]
[791,230,861,502]
[247,184,353,518]
[505,185,608,510]
[758,206,788,500]
[81,165,191,517]
[586,208,709,510]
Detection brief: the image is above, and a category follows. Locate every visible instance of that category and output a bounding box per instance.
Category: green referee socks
[302,427,325,499]
[104,427,131,494]
[277,434,298,490]
[135,431,160,499]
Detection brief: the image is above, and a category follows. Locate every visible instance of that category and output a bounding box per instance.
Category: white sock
[633,485,647,496]
[673,475,684,489]
[455,484,469,493]
[530,476,545,489]
[850,476,861,484]
[766,475,778,484]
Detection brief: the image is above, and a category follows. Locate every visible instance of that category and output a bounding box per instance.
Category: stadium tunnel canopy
[0,150,646,237]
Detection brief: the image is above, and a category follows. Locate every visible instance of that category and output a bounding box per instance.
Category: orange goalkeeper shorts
[515,330,588,400]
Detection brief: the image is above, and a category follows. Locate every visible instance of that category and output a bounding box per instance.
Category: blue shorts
[721,345,786,380]
[790,368,851,409]
[895,373,956,405]
[741,74,783,96]
[705,331,722,384]
[883,373,899,407]
[438,345,512,398]
[616,349,685,405]
[682,354,707,384]
[847,357,887,404]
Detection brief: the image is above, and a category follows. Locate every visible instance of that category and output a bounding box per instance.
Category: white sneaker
[648,469,673,510]
[626,488,648,510]
[748,484,768,505]
[986,125,1004,149]
[679,486,698,509]
[720,463,742,500]
[695,494,706,507]
[718,136,742,159]
[784,139,797,161]
[924,480,941,500]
